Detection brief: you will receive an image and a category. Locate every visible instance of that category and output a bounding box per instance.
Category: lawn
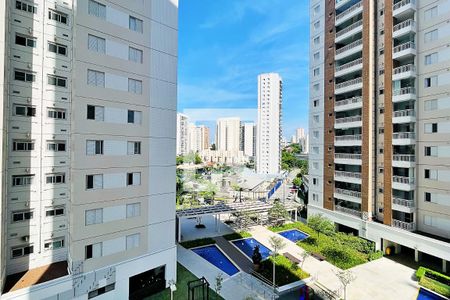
[270,222,383,269]
[416,267,450,298]
[223,231,252,241]
[179,237,216,249]
[146,263,223,300]
[256,255,310,286]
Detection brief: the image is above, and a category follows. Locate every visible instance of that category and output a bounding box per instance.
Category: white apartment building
[0,0,178,298]
[176,113,189,155]
[187,123,209,153]
[256,73,282,175]
[216,117,240,152]
[309,0,450,271]
[240,122,256,158]
[295,127,306,142]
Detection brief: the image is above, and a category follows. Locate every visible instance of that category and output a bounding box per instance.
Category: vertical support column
[443,260,447,273]
[294,209,298,222]
[414,249,422,262]
[217,214,221,233]
[177,217,182,242]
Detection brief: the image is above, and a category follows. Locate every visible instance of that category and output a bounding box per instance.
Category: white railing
[392,219,416,231]
[393,41,416,53]
[336,39,363,55]
[393,175,415,184]
[393,197,415,207]
[393,87,416,96]
[393,0,415,11]
[393,109,415,118]
[393,19,415,32]
[335,58,363,72]
[336,20,363,38]
[335,77,362,90]
[335,205,362,217]
[336,1,363,22]
[393,132,416,139]
[335,153,362,160]
[393,154,415,162]
[335,188,362,198]
[335,96,362,107]
[335,134,362,141]
[335,171,362,179]
[335,115,362,124]
[393,64,416,75]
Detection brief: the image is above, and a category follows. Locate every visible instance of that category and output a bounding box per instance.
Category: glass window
[424,52,438,65]
[85,208,103,225]
[129,47,143,63]
[88,0,106,19]
[87,70,105,87]
[129,16,143,33]
[88,35,106,53]
[424,29,438,43]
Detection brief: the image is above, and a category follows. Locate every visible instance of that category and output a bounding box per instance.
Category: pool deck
[213,236,254,272]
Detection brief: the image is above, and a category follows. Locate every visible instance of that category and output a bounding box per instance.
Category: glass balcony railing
[393,64,416,75]
[392,219,416,231]
[335,77,362,90]
[335,96,362,107]
[335,188,362,198]
[336,20,363,39]
[336,1,363,22]
[335,205,362,217]
[393,19,415,32]
[336,39,363,55]
[335,153,362,160]
[393,41,415,53]
[392,175,415,184]
[335,115,362,124]
[393,132,416,139]
[335,134,362,142]
[393,87,416,96]
[393,0,415,11]
[335,171,362,179]
[335,58,363,73]
[393,154,415,162]
[393,197,415,207]
[393,109,415,118]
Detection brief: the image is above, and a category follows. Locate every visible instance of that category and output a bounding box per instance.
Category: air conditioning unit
[28,27,32,34]
[25,201,29,207]
[27,97,31,103]
[25,168,30,173]
[22,235,29,242]
[54,37,58,42]
[27,63,32,69]
[26,132,31,138]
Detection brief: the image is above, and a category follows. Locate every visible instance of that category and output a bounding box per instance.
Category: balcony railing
[393,87,416,96]
[335,77,362,90]
[393,154,415,162]
[335,205,362,217]
[393,41,416,53]
[393,197,415,207]
[335,58,363,73]
[335,171,362,179]
[336,20,363,38]
[393,0,415,11]
[393,64,416,75]
[393,19,415,32]
[393,175,415,184]
[393,132,416,139]
[392,219,416,231]
[336,39,363,55]
[335,153,362,160]
[336,1,362,22]
[335,115,362,124]
[393,109,415,118]
[335,96,362,107]
[335,134,362,142]
[335,188,362,198]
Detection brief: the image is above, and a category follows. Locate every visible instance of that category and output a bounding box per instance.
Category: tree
[214,273,224,299]
[211,143,216,150]
[268,201,289,226]
[300,250,310,268]
[252,245,263,269]
[307,214,335,243]
[292,177,302,187]
[176,155,184,165]
[235,211,253,232]
[268,236,286,288]
[334,270,357,300]
[194,153,202,164]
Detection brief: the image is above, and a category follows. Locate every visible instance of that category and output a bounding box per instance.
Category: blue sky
[178,0,310,139]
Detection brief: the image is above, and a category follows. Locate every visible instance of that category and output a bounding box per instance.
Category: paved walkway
[213,236,254,272]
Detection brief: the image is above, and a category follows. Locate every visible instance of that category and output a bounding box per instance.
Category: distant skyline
[178,0,310,138]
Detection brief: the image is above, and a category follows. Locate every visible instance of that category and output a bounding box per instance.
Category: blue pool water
[192,245,239,276]
[417,288,448,300]
[232,238,271,260]
[278,229,309,242]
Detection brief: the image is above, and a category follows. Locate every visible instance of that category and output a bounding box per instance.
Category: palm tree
[268,236,286,289]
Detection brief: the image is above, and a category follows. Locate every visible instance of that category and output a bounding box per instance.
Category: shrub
[416,267,427,280]
[223,231,251,241]
[257,255,309,286]
[368,250,383,261]
[180,238,215,249]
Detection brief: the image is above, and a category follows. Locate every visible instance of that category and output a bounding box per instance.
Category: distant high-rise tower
[216,117,241,151]
[240,122,256,157]
[256,73,282,174]
[177,113,189,155]
[188,124,210,153]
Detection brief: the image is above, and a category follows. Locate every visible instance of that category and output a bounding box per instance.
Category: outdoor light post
[169,280,177,300]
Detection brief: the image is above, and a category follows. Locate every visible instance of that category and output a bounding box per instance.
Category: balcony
[393,64,416,81]
[335,77,362,95]
[393,19,416,39]
[392,197,415,213]
[335,96,362,112]
[393,154,415,168]
[334,170,362,184]
[335,115,362,129]
[393,109,416,124]
[392,219,416,231]
[336,1,363,26]
[393,42,416,60]
[335,20,363,43]
[334,153,362,165]
[335,39,363,61]
[336,0,352,10]
[393,0,416,18]
[335,205,362,218]
[334,188,362,204]
[335,58,363,77]
[392,175,415,191]
[392,132,415,145]
[335,134,362,146]
[393,87,416,103]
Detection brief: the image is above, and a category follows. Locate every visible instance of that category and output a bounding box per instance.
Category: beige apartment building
[0,0,178,298]
[309,0,450,271]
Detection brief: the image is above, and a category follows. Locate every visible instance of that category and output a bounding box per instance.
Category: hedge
[180,237,215,249]
[257,255,310,286]
[223,231,252,241]
[416,267,450,298]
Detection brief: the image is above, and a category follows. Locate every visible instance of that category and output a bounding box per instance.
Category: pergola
[175,200,302,242]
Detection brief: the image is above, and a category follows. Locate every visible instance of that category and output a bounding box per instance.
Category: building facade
[0,0,178,298]
[187,123,209,153]
[176,113,189,155]
[240,122,256,158]
[309,0,450,270]
[216,117,240,152]
[256,73,282,175]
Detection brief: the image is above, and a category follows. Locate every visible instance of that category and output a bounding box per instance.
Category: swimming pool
[192,245,239,276]
[417,288,448,300]
[232,238,271,260]
[277,229,309,242]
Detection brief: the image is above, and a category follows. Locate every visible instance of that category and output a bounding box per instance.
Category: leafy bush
[180,238,215,249]
[257,255,309,286]
[416,267,427,280]
[223,231,252,241]
[368,250,383,261]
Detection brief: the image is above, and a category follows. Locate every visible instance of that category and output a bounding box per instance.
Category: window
[424,76,438,88]
[312,147,319,154]
[379,107,384,114]
[47,108,66,119]
[85,208,103,225]
[15,34,36,47]
[12,140,34,151]
[379,48,384,55]
[88,0,106,18]
[313,68,320,76]
[424,29,438,43]
[312,193,318,201]
[313,131,319,138]
[48,42,67,56]
[126,234,140,250]
[424,6,438,20]
[313,100,319,107]
[313,114,319,123]
[313,83,319,92]
[85,242,102,259]
[12,210,33,223]
[16,1,37,14]
[127,172,141,186]
[12,175,33,186]
[424,192,431,202]
[379,168,384,174]
[88,283,115,299]
[425,146,437,157]
[126,203,140,218]
[313,36,320,45]
[46,206,65,217]
[129,16,143,33]
[46,173,66,184]
[87,70,105,87]
[313,178,318,185]
[380,8,384,16]
[127,110,142,124]
[127,141,141,155]
[425,53,438,65]
[48,9,68,24]
[86,174,103,190]
[14,104,35,117]
[86,140,104,155]
[11,245,33,258]
[313,52,320,61]
[314,21,320,29]
[128,78,142,94]
[44,238,64,250]
[313,162,319,169]
[129,47,143,63]
[424,169,437,180]
[424,99,438,111]
[313,4,320,15]
[379,89,384,95]
[87,105,104,121]
[48,75,67,88]
[88,35,106,53]
[47,140,66,152]
[424,123,438,133]
[15,69,35,82]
